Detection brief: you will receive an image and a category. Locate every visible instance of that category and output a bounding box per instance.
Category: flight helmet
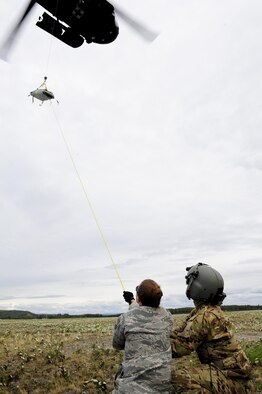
[185,262,226,304]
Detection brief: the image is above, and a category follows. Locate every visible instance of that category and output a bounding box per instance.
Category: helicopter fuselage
[35,0,119,47]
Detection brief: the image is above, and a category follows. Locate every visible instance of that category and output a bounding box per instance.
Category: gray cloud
[0,295,64,301]
[1,0,262,313]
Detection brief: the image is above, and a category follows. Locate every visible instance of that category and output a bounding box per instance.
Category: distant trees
[0,305,261,319]
[221,305,262,312]
[168,305,262,315]
[0,310,36,319]
[168,307,193,315]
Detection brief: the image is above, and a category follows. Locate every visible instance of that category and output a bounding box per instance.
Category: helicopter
[0,0,158,60]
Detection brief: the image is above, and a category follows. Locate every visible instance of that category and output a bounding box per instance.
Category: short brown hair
[136,279,163,308]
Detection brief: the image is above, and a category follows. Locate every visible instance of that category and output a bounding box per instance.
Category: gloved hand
[123,291,134,304]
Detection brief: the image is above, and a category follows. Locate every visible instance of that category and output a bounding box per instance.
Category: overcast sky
[0,0,262,315]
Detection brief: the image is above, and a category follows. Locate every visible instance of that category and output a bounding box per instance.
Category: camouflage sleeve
[170,309,208,357]
[112,314,126,350]
[172,309,196,334]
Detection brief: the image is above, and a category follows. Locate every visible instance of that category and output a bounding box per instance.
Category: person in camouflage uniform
[112,279,173,393]
[170,263,254,394]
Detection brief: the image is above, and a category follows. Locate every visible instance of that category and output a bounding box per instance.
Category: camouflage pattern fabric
[170,304,255,393]
[171,364,255,394]
[112,304,173,393]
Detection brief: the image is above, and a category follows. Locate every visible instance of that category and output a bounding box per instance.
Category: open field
[0,310,261,393]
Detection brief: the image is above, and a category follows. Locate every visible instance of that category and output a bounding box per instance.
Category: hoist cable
[45,0,60,75]
[51,105,125,290]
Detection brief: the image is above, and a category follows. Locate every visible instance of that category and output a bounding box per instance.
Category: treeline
[222,304,262,312]
[0,305,261,319]
[0,310,36,319]
[37,313,103,319]
[168,305,262,315]
[0,310,103,319]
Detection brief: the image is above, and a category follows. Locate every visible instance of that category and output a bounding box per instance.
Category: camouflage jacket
[112,304,173,393]
[170,304,252,378]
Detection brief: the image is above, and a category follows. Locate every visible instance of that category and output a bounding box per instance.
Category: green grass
[246,342,262,365]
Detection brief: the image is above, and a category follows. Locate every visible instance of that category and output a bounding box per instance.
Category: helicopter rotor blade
[0,0,36,61]
[114,5,158,42]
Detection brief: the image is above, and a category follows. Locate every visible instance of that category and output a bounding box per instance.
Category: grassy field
[0,310,261,393]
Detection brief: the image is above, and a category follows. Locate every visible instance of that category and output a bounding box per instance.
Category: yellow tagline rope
[51,105,125,290]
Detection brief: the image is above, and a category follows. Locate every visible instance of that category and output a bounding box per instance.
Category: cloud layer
[0,0,262,314]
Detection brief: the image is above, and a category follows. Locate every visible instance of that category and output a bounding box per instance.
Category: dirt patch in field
[236,332,262,343]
